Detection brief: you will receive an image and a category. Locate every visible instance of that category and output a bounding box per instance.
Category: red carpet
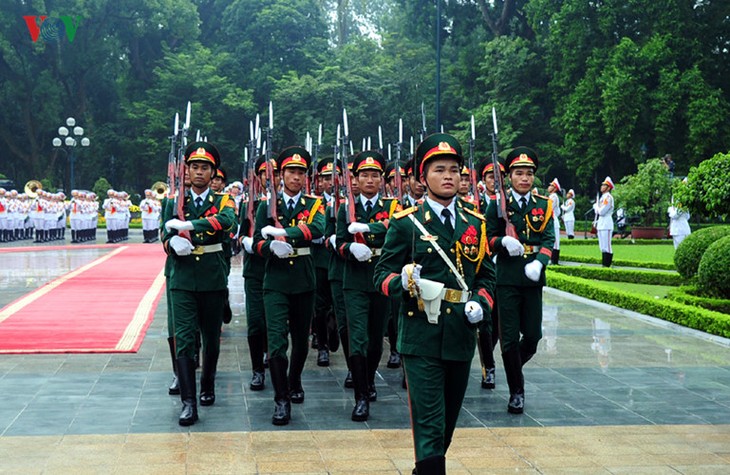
[0,244,166,354]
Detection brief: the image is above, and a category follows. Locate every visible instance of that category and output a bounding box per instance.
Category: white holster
[419,278,445,325]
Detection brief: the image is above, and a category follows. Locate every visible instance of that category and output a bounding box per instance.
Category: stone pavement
[1,232,729,474]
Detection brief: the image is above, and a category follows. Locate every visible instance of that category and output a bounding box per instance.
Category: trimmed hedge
[666,286,730,315]
[555,254,675,270]
[546,271,730,338]
[561,239,674,246]
[674,226,730,279]
[697,235,730,299]
[549,265,683,286]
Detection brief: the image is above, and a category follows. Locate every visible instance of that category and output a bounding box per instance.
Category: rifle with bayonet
[491,107,518,239]
[469,115,480,203]
[394,119,404,201]
[174,101,192,241]
[167,113,179,199]
[341,108,365,244]
[420,102,427,142]
[264,101,285,241]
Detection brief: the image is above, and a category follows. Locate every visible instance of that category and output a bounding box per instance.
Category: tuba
[24,180,42,199]
[152,181,169,200]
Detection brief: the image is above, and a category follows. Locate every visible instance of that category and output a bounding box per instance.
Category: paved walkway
[1,232,729,474]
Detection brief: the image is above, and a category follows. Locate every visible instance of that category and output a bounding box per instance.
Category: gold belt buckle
[444,289,462,303]
[191,245,204,255]
[290,248,299,257]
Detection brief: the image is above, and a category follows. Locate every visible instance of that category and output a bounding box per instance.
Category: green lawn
[596,281,674,299]
[560,243,676,265]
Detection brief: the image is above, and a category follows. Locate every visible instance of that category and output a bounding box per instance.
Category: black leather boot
[199,351,219,406]
[606,252,613,267]
[248,335,266,391]
[502,349,525,414]
[413,455,446,475]
[176,356,198,426]
[223,288,232,324]
[551,249,560,265]
[478,330,496,389]
[367,350,381,402]
[327,312,340,353]
[350,355,370,421]
[269,357,291,426]
[288,348,306,404]
[339,328,354,389]
[167,337,179,395]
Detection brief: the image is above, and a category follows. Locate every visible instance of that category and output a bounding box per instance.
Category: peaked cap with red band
[602,176,614,190]
[353,151,385,174]
[414,133,463,181]
[215,167,227,181]
[385,162,406,179]
[316,156,340,176]
[184,141,221,169]
[277,146,311,170]
[478,158,505,177]
[550,178,561,192]
[506,146,538,171]
[255,155,277,174]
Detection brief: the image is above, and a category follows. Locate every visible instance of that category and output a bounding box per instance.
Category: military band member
[240,155,278,391]
[335,151,400,421]
[162,141,237,426]
[594,177,614,267]
[561,189,576,239]
[547,178,562,264]
[375,133,496,474]
[252,146,326,426]
[486,146,554,415]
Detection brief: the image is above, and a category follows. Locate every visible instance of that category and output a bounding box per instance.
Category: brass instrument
[24,180,42,199]
[152,181,169,200]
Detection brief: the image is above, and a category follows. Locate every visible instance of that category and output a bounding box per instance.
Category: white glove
[349,242,373,262]
[312,237,324,244]
[667,206,677,219]
[401,264,422,291]
[348,222,370,234]
[464,301,484,324]
[501,236,525,257]
[524,260,544,282]
[165,219,194,232]
[270,240,293,258]
[592,203,599,211]
[328,234,337,249]
[241,236,254,254]
[262,225,287,239]
[170,236,194,256]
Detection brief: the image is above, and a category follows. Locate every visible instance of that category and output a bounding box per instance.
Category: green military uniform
[252,146,326,426]
[485,146,554,414]
[335,151,400,421]
[161,197,180,395]
[384,162,407,370]
[162,141,236,426]
[374,134,496,473]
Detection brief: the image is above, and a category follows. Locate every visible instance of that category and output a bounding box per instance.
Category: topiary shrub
[674,226,730,279]
[697,235,730,299]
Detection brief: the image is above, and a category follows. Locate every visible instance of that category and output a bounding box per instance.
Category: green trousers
[343,289,389,357]
[497,285,543,356]
[330,279,347,334]
[263,290,314,360]
[170,289,226,358]
[166,279,174,338]
[244,277,266,337]
[402,355,471,462]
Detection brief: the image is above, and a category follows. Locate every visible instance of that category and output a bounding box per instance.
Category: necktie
[288,199,295,213]
[365,200,373,215]
[441,208,454,234]
[195,197,203,209]
[520,197,528,209]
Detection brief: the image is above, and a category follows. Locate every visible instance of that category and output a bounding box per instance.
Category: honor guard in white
[547,178,562,264]
[593,177,615,267]
[140,189,162,243]
[0,188,8,242]
[561,189,576,239]
[668,205,691,249]
[69,190,83,243]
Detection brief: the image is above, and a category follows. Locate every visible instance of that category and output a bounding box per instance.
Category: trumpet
[152,181,169,200]
[24,180,42,199]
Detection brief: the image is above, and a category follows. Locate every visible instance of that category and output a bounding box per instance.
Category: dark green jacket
[253,193,326,293]
[161,190,237,291]
[373,198,496,361]
[485,192,555,286]
[239,198,266,279]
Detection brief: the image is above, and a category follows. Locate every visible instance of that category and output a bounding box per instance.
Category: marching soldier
[211,167,227,193]
[561,189,576,239]
[403,158,425,208]
[335,151,400,421]
[252,146,326,426]
[485,146,554,415]
[374,133,496,473]
[547,178,562,264]
[239,155,278,391]
[594,177,614,267]
[161,141,237,426]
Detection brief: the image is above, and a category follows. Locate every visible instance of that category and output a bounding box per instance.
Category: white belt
[289,247,312,257]
[371,248,382,257]
[191,243,223,255]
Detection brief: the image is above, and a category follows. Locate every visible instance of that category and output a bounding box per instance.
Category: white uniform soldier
[547,178,562,264]
[8,190,21,241]
[668,204,691,249]
[561,189,576,239]
[19,193,32,240]
[593,177,615,267]
[140,189,161,243]
[103,189,117,243]
[69,190,83,243]
[31,191,44,242]
[0,188,8,242]
[120,191,131,241]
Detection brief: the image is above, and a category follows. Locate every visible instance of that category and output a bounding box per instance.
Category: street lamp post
[52,117,90,191]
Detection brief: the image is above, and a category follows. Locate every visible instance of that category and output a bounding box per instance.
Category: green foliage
[612,158,673,226]
[549,266,683,286]
[547,271,730,338]
[674,226,730,279]
[561,239,674,246]
[666,286,730,315]
[672,152,730,220]
[697,235,730,299]
[92,177,112,202]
